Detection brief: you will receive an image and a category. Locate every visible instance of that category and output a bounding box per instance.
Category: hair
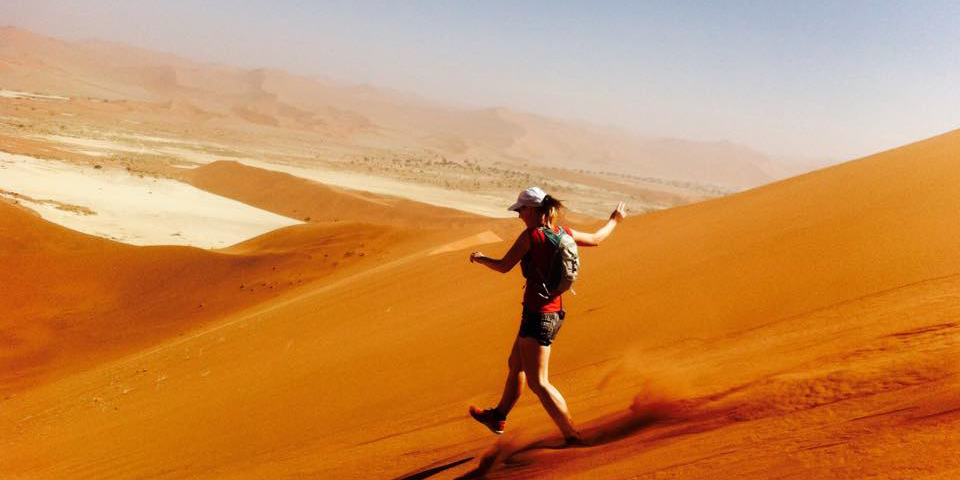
[536,194,564,226]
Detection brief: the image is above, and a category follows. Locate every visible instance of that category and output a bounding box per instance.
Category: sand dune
[0,198,436,395]
[179,160,516,228]
[428,230,503,256]
[1,129,957,479]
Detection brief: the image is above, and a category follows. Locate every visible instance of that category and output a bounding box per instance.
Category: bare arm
[570,201,626,247]
[469,230,531,273]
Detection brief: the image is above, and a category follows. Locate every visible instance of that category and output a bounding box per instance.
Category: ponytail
[538,194,564,227]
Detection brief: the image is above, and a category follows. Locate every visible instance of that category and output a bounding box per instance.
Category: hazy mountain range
[0,25,826,189]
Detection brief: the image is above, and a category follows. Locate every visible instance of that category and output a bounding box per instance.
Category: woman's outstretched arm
[570,201,626,247]
[470,230,531,273]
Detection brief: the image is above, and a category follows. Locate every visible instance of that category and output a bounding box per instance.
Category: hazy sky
[5,1,960,161]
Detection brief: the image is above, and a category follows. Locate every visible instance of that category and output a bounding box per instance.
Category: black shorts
[518,310,566,346]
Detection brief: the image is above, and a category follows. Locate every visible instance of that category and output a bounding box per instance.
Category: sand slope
[0,199,426,394]
[178,160,496,228]
[2,130,959,479]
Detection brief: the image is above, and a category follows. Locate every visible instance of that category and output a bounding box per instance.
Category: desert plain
[1,26,959,480]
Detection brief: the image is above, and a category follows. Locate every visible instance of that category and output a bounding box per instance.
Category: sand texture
[2,127,959,479]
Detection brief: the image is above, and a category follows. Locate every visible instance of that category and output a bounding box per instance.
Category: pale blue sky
[5,1,960,161]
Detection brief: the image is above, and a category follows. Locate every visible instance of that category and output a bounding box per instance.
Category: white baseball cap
[508,186,547,212]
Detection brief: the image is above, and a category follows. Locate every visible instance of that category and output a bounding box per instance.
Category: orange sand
[0,198,435,395]
[1,127,958,480]
[178,160,508,230]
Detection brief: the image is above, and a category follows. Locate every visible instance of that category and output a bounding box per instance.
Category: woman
[469,186,626,445]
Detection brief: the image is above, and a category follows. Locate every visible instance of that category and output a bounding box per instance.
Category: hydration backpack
[532,226,580,299]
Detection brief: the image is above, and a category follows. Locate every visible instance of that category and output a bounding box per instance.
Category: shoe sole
[469,407,504,434]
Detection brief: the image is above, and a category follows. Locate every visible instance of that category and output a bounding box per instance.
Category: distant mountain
[0,26,820,188]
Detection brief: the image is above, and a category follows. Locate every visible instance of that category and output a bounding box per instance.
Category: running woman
[469,186,626,445]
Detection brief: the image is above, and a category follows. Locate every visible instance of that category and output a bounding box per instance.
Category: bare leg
[494,336,525,417]
[518,336,578,438]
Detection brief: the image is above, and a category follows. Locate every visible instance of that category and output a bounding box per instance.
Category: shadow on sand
[389,394,699,480]
[453,396,686,479]
[390,456,475,480]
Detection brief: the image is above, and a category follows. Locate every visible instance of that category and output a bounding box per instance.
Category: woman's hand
[470,232,530,273]
[610,201,626,222]
[573,201,627,246]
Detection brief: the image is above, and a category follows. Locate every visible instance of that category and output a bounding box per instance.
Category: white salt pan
[0,89,69,100]
[38,134,148,154]
[0,152,300,248]
[31,134,509,218]
[38,134,248,164]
